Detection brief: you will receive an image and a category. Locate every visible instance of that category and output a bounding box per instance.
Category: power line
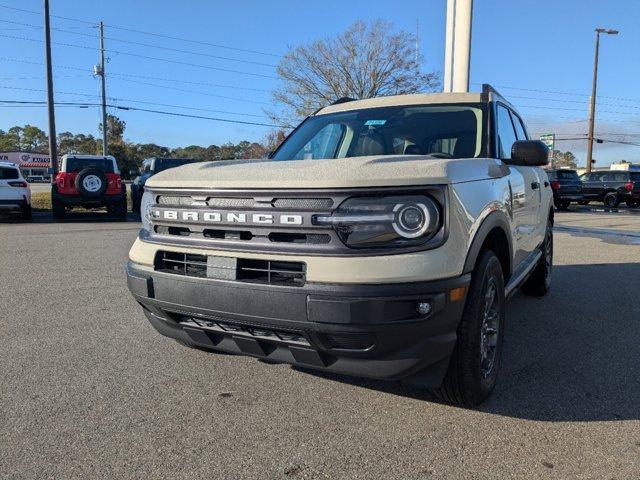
[0,98,283,128]
[0,33,278,79]
[108,72,269,92]
[109,77,270,105]
[0,3,281,58]
[0,19,278,68]
[0,86,272,118]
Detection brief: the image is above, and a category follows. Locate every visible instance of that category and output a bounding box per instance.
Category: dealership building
[0,151,54,178]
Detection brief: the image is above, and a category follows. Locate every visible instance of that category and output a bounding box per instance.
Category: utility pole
[97,21,108,156]
[443,0,473,93]
[586,27,618,173]
[43,0,58,181]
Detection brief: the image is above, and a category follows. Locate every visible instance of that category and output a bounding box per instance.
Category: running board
[504,250,542,299]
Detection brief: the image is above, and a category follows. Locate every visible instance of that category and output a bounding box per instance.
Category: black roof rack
[481,84,506,100]
[331,97,356,105]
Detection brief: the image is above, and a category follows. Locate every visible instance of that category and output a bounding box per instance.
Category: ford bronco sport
[126,85,553,406]
[52,154,127,220]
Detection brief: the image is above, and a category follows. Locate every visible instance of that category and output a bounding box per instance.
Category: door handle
[531,182,540,190]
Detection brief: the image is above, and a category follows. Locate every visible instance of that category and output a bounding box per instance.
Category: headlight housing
[140,190,154,232]
[314,194,442,248]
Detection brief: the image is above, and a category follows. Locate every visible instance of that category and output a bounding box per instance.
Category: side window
[510,112,528,140]
[496,105,517,159]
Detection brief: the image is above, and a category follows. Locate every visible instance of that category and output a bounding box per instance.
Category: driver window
[295,123,345,160]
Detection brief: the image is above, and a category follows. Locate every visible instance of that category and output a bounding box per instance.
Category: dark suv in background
[546,168,583,210]
[130,157,198,212]
[580,170,640,208]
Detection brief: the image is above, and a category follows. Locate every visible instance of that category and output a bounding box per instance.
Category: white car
[0,162,32,221]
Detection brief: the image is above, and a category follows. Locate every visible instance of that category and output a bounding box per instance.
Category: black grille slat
[154,251,305,286]
[272,198,333,210]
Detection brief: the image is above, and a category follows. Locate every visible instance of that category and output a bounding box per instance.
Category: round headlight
[139,190,154,232]
[393,203,436,239]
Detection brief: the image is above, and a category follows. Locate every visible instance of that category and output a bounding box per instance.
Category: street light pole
[98,21,108,156]
[586,28,618,173]
[43,0,58,181]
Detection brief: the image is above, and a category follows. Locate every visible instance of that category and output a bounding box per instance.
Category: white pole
[443,0,473,93]
[443,0,455,92]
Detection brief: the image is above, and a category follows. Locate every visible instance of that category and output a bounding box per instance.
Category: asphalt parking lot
[1,208,639,479]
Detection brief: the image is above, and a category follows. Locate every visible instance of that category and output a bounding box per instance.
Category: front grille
[237,259,306,286]
[155,195,333,210]
[155,251,208,277]
[154,251,306,286]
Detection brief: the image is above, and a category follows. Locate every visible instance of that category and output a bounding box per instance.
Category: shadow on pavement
[296,262,640,422]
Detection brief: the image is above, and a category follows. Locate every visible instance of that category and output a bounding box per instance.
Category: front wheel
[432,250,506,407]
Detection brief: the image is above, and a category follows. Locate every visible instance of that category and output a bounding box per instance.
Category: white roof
[316,92,487,115]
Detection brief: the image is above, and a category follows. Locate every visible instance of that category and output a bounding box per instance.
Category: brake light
[550,181,561,190]
[624,182,634,192]
[8,181,28,188]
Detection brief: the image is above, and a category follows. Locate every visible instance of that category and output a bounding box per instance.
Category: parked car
[579,170,640,208]
[130,157,198,213]
[546,168,583,210]
[26,175,45,183]
[51,154,127,220]
[126,85,554,407]
[0,161,31,220]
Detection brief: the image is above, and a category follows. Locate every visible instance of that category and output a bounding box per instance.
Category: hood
[145,155,507,190]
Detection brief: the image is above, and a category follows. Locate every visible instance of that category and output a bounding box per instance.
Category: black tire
[114,199,127,220]
[578,200,589,206]
[52,199,66,220]
[131,191,140,213]
[75,168,108,198]
[522,219,553,297]
[555,200,570,210]
[627,200,639,209]
[603,192,619,208]
[21,204,32,221]
[432,250,506,407]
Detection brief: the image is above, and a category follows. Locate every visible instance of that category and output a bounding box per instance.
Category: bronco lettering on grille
[152,208,303,226]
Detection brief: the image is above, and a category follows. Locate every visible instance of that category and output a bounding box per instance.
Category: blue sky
[1,0,639,166]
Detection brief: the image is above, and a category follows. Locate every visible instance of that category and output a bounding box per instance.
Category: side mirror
[508,140,549,166]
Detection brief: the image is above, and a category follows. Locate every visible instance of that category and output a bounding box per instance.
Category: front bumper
[126,261,470,384]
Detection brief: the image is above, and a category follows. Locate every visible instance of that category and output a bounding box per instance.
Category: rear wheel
[603,192,619,208]
[52,199,65,220]
[522,219,553,297]
[114,199,127,220]
[21,204,32,221]
[432,250,505,407]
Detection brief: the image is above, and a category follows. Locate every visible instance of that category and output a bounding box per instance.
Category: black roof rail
[332,97,356,105]
[481,84,506,100]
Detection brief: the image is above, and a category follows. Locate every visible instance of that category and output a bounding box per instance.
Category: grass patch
[31,191,132,211]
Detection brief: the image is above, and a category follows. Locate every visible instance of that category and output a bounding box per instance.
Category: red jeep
[52,155,127,220]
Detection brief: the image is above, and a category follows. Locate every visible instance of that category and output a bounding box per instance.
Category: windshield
[272,104,486,161]
[154,159,194,172]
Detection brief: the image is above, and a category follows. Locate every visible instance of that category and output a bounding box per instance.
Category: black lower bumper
[0,199,28,210]
[126,261,470,385]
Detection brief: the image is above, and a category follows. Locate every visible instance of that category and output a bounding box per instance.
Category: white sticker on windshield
[364,120,387,126]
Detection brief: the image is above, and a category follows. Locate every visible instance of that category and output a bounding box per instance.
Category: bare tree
[268,20,440,127]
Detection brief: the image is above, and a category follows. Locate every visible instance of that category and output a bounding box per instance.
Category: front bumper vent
[154,251,306,287]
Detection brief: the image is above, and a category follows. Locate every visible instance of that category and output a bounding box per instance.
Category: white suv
[0,162,32,221]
